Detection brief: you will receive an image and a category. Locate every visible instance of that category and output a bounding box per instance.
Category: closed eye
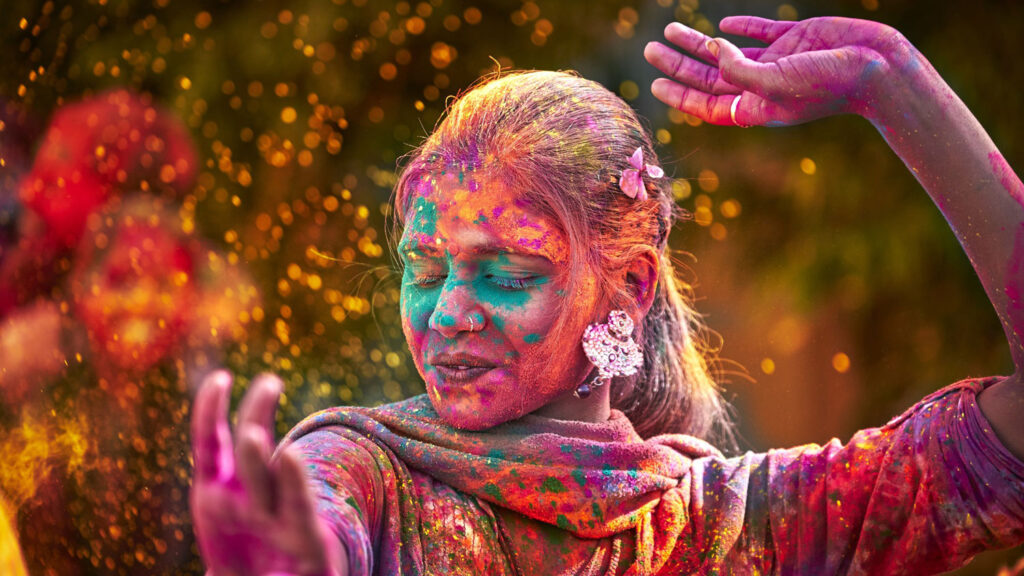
[486,275,540,291]
[411,274,446,288]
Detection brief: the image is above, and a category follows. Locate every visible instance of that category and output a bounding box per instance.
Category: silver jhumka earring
[576,310,643,399]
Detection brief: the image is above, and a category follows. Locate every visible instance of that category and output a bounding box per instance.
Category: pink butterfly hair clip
[619,147,664,201]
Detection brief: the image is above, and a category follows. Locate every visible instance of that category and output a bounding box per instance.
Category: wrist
[855,32,938,123]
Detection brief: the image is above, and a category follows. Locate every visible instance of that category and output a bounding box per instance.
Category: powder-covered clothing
[280,378,1024,575]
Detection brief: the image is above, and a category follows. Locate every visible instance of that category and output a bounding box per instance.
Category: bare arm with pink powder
[645,16,1024,459]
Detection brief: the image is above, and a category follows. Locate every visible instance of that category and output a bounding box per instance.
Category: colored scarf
[281,395,722,575]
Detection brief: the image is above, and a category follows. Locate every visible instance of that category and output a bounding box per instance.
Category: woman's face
[399,170,592,429]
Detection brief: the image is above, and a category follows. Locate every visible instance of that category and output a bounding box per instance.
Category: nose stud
[466,313,484,333]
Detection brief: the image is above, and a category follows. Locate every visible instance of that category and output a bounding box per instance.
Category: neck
[532,379,611,422]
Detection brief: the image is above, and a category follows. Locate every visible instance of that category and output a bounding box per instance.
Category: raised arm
[644,15,1024,458]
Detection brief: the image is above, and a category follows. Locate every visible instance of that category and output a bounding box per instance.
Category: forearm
[861,37,1024,369]
[861,38,1024,458]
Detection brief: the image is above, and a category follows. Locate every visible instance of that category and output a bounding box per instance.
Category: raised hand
[190,371,347,576]
[644,16,912,126]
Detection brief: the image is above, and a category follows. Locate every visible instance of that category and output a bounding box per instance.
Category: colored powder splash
[0,500,27,576]
[0,410,90,516]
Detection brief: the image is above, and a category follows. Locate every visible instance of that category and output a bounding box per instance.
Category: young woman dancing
[189,15,1024,575]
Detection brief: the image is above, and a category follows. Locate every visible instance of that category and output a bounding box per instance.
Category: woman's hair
[393,70,737,449]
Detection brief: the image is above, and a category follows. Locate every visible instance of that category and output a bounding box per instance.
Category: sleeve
[679,378,1024,575]
[286,426,386,576]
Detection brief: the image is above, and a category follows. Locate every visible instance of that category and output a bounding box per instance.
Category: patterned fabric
[280,377,1024,575]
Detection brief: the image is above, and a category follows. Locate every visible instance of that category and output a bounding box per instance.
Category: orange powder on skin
[399,172,588,430]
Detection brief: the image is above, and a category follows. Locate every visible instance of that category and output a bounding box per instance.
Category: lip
[429,352,498,368]
[428,352,501,384]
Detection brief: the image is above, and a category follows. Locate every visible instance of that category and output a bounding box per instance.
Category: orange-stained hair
[394,70,736,448]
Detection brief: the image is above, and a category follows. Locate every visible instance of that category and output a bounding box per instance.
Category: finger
[192,370,234,481]
[277,449,332,572]
[644,42,739,95]
[708,37,778,95]
[275,448,321,535]
[650,78,737,126]
[719,16,797,43]
[236,424,276,514]
[662,22,717,63]
[237,373,283,442]
[741,47,766,60]
[729,91,772,128]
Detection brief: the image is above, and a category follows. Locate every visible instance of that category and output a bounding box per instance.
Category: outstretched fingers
[707,37,785,100]
[236,374,284,513]
[651,20,780,99]
[663,22,717,62]
[277,448,318,522]
[237,425,277,513]
[651,78,740,125]
[742,47,766,61]
[192,370,235,481]
[277,447,335,573]
[645,42,739,95]
[237,374,283,438]
[719,16,797,43]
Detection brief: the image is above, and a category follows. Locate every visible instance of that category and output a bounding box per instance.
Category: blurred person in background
[0,91,258,575]
[0,90,197,397]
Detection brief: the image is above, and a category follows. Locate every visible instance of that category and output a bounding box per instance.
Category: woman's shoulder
[881,375,1003,430]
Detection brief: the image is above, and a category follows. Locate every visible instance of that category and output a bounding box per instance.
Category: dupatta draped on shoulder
[281,379,1024,575]
[280,394,722,575]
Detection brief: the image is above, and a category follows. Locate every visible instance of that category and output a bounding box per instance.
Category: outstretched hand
[191,371,347,576]
[644,16,909,126]
[648,15,1024,461]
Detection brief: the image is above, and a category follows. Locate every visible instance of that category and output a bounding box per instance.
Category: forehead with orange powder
[402,168,569,263]
[398,168,591,429]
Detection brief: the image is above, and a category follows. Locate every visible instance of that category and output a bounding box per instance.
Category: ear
[624,247,659,316]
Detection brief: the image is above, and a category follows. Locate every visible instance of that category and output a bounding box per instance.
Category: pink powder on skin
[1006,225,1024,347]
[989,152,1024,210]
[398,171,586,430]
[989,152,1024,348]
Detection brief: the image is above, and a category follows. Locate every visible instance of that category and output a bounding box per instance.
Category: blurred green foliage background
[1,0,1022,573]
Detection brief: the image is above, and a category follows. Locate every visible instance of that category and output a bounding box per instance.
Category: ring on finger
[729,94,745,127]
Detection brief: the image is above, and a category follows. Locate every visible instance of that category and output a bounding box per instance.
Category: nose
[427,276,484,338]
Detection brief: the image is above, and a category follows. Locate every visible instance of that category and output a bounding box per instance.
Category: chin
[426,383,541,431]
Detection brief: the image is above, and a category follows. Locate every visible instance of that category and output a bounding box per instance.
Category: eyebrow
[399,240,552,261]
